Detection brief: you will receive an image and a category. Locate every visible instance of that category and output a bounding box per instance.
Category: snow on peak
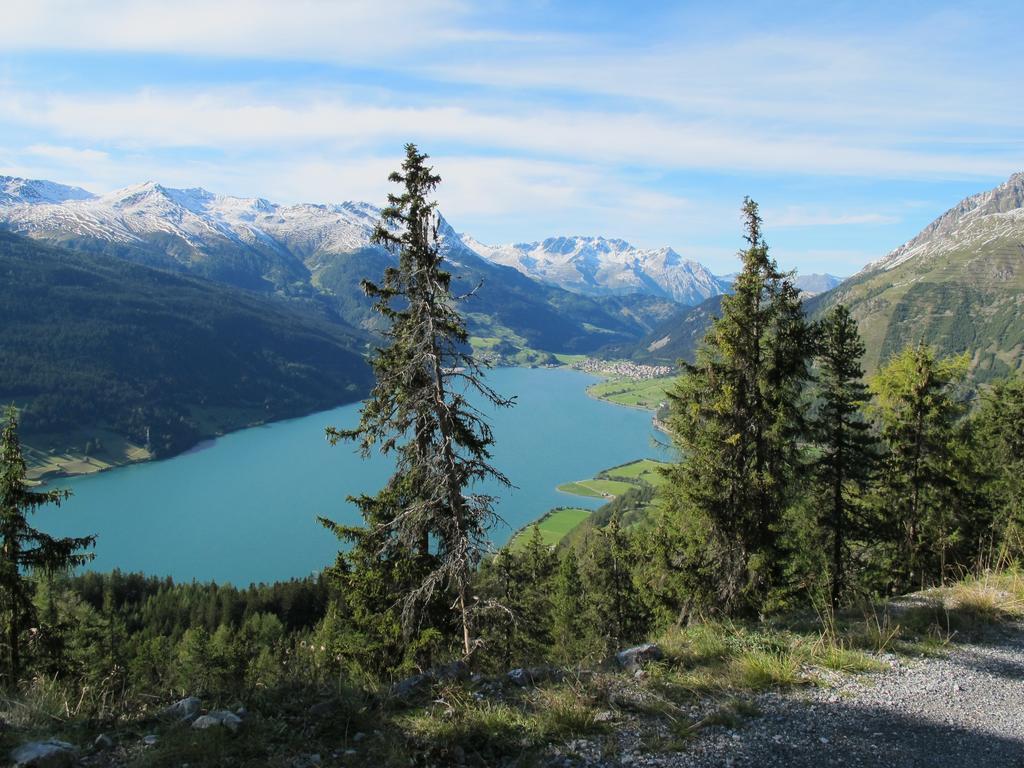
[462,233,722,306]
[0,176,95,205]
[861,171,1024,274]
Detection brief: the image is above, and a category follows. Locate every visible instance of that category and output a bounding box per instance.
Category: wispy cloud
[766,207,900,228]
[3,85,1017,181]
[1,1,500,61]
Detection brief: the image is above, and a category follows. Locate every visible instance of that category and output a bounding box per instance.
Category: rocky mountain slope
[462,234,724,306]
[811,171,1024,377]
[0,177,675,354]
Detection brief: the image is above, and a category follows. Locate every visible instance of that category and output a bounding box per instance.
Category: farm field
[602,458,669,487]
[556,477,636,499]
[509,507,592,550]
[586,376,674,410]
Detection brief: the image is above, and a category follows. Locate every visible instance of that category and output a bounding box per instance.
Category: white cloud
[3,85,1018,181]
[766,207,900,228]
[0,0,490,62]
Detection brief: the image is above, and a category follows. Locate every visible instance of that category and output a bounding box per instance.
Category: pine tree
[808,305,877,607]
[870,343,969,588]
[660,199,811,617]
[517,524,556,654]
[550,548,590,663]
[0,405,95,688]
[581,514,644,654]
[321,145,512,662]
[974,373,1024,556]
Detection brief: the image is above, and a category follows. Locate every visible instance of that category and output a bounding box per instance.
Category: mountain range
[811,171,1024,378]
[0,178,686,352]
[460,234,727,305]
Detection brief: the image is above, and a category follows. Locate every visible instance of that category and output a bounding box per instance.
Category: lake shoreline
[28,394,369,485]
[39,366,665,584]
[29,364,596,484]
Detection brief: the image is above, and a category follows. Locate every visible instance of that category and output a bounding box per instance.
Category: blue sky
[1,1,1022,275]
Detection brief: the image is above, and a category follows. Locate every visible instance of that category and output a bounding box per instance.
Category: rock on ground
[10,740,78,768]
[192,710,243,733]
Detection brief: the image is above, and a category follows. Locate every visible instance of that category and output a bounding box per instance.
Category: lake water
[40,368,668,585]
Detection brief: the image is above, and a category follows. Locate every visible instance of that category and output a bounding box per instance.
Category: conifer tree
[516,524,556,653]
[661,199,811,617]
[321,145,512,661]
[870,343,969,588]
[974,374,1024,555]
[550,548,590,663]
[581,514,643,653]
[0,405,95,688]
[808,305,877,607]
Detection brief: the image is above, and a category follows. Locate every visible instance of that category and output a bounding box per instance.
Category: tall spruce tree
[870,343,969,588]
[661,198,811,617]
[974,374,1024,555]
[321,145,512,661]
[0,406,95,687]
[550,548,589,663]
[808,305,877,607]
[581,513,644,654]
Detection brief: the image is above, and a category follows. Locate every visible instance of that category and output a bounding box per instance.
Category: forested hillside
[0,230,373,460]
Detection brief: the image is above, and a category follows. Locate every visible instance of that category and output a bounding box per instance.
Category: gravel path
[555,622,1024,768]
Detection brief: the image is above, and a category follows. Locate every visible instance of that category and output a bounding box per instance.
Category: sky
[1,0,1022,276]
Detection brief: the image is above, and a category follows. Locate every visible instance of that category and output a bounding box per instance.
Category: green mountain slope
[811,172,1024,379]
[0,231,373,462]
[600,294,725,365]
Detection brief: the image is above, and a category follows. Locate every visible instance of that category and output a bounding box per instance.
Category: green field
[602,458,670,487]
[512,457,671,552]
[556,477,636,499]
[509,507,592,550]
[586,376,674,410]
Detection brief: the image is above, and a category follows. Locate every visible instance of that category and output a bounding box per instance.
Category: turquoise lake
[40,367,668,585]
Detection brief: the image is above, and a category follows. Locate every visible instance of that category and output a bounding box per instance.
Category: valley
[3,9,1023,768]
[38,367,666,584]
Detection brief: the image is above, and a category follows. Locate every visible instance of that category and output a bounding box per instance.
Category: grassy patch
[399,683,605,765]
[587,377,674,410]
[509,508,592,550]
[601,458,669,487]
[556,478,635,499]
[812,644,887,673]
[730,650,807,690]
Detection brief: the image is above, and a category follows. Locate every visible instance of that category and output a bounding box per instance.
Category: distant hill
[0,230,373,460]
[793,273,844,296]
[601,294,725,365]
[811,172,1024,378]
[0,177,672,354]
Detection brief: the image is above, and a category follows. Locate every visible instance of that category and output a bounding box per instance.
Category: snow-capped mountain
[461,234,724,306]
[0,176,672,352]
[816,170,1024,377]
[861,171,1024,274]
[0,176,94,205]
[0,177,400,294]
[0,178,378,259]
